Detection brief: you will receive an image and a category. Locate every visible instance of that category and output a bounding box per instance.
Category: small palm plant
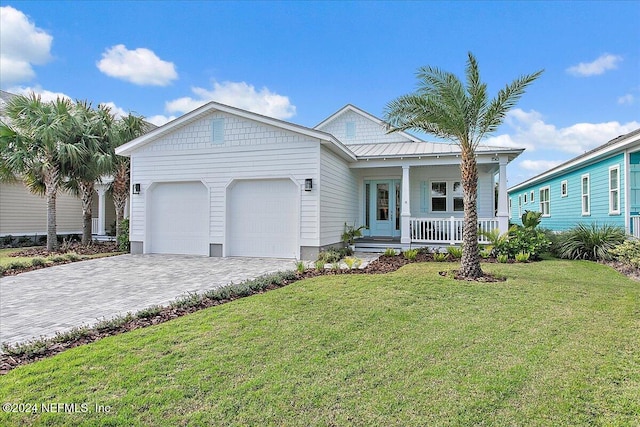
[557,223,626,261]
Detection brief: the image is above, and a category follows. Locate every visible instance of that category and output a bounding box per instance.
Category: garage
[148,182,209,255]
[227,179,298,258]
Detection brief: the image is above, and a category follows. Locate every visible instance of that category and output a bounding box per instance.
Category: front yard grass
[1,260,639,426]
[0,247,122,273]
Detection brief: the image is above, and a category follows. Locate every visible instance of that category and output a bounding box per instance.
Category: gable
[134,111,321,154]
[315,106,418,145]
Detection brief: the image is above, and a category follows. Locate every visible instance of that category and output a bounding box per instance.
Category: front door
[367,180,401,237]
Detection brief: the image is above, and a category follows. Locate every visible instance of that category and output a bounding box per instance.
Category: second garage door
[227,179,298,258]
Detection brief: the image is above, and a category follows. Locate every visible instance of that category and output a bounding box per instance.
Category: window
[431,182,447,211]
[211,118,224,144]
[452,181,463,211]
[530,191,534,203]
[610,165,620,214]
[561,180,568,198]
[539,187,550,216]
[581,174,590,215]
[345,121,356,139]
[524,193,528,204]
[518,195,522,217]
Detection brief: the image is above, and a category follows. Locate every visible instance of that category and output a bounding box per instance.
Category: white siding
[128,111,320,248]
[316,110,412,145]
[319,147,359,245]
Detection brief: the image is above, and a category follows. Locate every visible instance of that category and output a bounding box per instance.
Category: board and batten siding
[128,111,321,248]
[319,146,358,246]
[509,153,625,230]
[316,109,412,145]
[0,182,83,236]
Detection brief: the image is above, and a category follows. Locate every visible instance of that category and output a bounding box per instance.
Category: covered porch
[348,144,520,249]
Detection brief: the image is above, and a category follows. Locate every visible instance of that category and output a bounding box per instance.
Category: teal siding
[508,153,626,231]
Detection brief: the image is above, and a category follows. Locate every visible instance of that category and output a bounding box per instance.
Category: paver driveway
[0,254,297,346]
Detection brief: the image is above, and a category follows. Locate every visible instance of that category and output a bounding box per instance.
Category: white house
[116,102,523,259]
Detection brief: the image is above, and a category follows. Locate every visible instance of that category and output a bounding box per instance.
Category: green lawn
[1,260,638,426]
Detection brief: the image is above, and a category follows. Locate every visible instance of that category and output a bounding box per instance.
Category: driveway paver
[0,254,298,346]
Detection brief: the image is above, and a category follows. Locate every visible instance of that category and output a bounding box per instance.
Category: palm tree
[384,53,542,279]
[63,101,115,245]
[0,94,86,251]
[108,113,146,242]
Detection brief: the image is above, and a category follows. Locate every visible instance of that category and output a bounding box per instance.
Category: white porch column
[497,155,509,233]
[96,185,108,235]
[401,165,411,244]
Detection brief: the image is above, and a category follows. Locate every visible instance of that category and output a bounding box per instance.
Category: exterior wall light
[133,183,141,194]
[304,178,313,191]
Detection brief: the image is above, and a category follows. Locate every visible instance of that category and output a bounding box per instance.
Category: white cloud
[0,6,53,86]
[486,109,640,154]
[7,85,71,102]
[146,114,177,127]
[566,53,622,77]
[618,94,635,105]
[99,101,128,119]
[164,80,296,119]
[519,159,563,173]
[96,44,178,86]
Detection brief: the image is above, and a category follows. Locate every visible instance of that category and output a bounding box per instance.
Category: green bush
[50,255,67,263]
[318,249,349,264]
[403,249,419,261]
[497,254,509,263]
[610,239,640,268]
[446,246,463,259]
[31,257,47,267]
[343,256,362,269]
[65,252,81,262]
[118,218,130,252]
[515,252,531,262]
[315,260,326,270]
[433,252,448,262]
[8,260,28,270]
[383,248,397,256]
[295,261,306,273]
[557,223,626,261]
[136,305,163,319]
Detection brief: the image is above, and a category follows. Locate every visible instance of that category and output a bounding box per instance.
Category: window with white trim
[530,191,534,203]
[211,118,224,144]
[518,195,522,217]
[581,174,590,216]
[345,121,356,139]
[421,181,464,212]
[452,182,463,211]
[609,165,620,214]
[561,180,568,198]
[431,182,447,212]
[524,193,528,204]
[539,187,550,217]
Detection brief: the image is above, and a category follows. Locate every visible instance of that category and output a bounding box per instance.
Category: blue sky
[1,1,639,185]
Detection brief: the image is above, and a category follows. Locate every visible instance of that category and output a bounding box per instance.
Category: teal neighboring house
[508,128,640,236]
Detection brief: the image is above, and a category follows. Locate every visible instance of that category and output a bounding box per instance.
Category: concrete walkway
[0,255,298,346]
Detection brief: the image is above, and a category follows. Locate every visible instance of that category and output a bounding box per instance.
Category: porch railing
[631,215,640,238]
[91,218,99,235]
[409,217,498,245]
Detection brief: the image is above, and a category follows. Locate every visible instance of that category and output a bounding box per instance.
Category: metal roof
[348,141,523,158]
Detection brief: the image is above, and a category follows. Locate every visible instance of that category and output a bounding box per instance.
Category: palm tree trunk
[79,181,94,245]
[44,167,60,252]
[459,146,483,279]
[112,161,129,242]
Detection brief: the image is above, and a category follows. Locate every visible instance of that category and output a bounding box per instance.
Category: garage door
[228,179,298,258]
[148,182,209,255]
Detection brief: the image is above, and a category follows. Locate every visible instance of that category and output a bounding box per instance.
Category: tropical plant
[611,240,640,268]
[117,219,130,252]
[521,210,543,228]
[383,247,397,256]
[343,256,362,269]
[515,252,531,262]
[556,223,626,261]
[497,254,509,263]
[433,252,449,262]
[446,246,463,259]
[384,53,542,279]
[63,101,115,244]
[296,261,306,273]
[341,222,367,246]
[0,94,87,251]
[108,113,147,242]
[403,248,419,261]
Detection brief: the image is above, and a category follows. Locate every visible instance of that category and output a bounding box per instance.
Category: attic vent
[212,118,224,144]
[345,121,356,139]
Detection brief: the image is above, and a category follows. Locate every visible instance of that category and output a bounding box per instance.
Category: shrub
[31,257,47,267]
[315,259,326,270]
[383,248,397,256]
[433,252,448,262]
[610,240,640,268]
[343,256,362,269]
[515,252,531,262]
[295,261,306,273]
[479,246,493,259]
[497,254,509,263]
[65,253,81,262]
[50,255,67,263]
[318,249,345,264]
[136,305,163,319]
[118,218,130,252]
[403,248,419,261]
[8,260,28,270]
[171,292,203,309]
[95,314,134,333]
[446,246,463,259]
[557,223,626,261]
